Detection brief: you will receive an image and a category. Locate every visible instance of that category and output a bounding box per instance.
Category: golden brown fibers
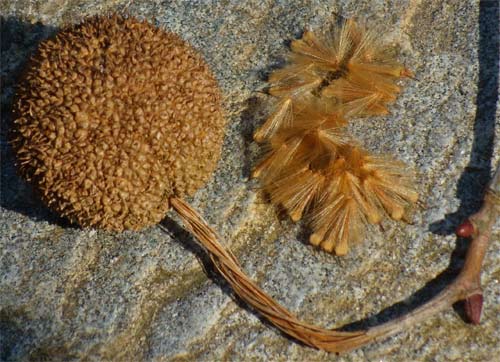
[11,15,225,231]
[253,19,418,255]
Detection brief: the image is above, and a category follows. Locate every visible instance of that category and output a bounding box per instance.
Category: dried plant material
[9,13,497,355]
[11,15,225,231]
[173,161,500,353]
[254,19,418,254]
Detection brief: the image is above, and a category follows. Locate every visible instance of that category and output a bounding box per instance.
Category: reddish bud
[464,293,483,325]
[456,219,474,238]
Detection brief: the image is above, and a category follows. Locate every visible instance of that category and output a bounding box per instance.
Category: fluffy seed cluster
[254,19,418,255]
[12,15,225,231]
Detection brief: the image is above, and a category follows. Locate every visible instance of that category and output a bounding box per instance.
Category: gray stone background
[1,0,499,361]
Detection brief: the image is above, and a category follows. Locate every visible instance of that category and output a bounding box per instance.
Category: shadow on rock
[0,306,34,361]
[429,0,499,236]
[239,94,268,180]
[345,1,499,332]
[159,215,312,348]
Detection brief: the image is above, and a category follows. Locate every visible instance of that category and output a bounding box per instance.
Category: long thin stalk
[170,160,499,352]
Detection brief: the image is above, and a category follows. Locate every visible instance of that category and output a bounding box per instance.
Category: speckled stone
[1,1,499,361]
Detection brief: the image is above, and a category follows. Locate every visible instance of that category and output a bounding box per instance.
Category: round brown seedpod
[11,15,225,231]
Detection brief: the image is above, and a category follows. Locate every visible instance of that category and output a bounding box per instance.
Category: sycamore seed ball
[12,15,226,231]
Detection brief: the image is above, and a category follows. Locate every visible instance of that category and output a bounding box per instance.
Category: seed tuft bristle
[254,19,418,255]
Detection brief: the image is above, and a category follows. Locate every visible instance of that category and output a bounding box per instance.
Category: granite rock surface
[1,1,499,361]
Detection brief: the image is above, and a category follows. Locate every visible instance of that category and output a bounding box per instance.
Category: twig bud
[456,219,475,238]
[464,293,483,325]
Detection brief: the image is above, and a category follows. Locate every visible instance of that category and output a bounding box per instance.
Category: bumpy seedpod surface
[11,15,225,231]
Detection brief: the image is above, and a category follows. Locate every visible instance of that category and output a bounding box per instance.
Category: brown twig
[170,160,499,352]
